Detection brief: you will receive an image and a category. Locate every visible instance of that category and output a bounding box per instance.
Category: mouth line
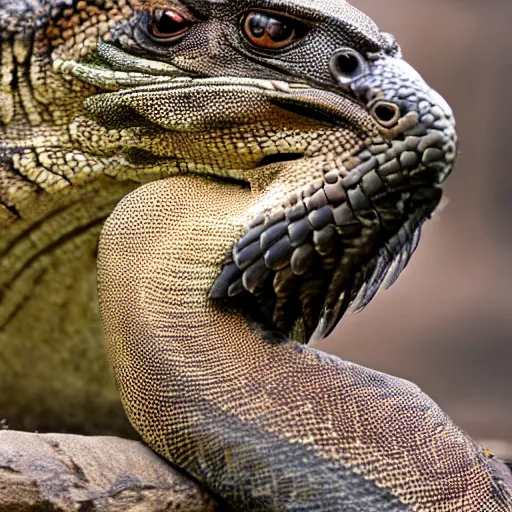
[74,66,375,146]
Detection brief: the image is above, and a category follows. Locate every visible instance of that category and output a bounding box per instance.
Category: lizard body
[100,176,512,511]
[1,0,511,509]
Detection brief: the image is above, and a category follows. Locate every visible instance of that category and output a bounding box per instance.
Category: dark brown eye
[150,9,192,40]
[242,11,309,50]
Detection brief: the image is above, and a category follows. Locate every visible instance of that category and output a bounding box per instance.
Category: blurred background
[317,0,512,446]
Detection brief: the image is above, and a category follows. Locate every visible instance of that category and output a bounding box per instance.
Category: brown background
[317,0,512,443]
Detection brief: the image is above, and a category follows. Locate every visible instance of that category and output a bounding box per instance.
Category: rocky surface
[0,431,224,511]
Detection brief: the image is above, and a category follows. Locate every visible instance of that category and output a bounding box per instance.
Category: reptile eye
[150,9,192,40]
[242,11,309,50]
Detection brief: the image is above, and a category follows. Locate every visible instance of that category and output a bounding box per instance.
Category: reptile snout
[213,50,459,340]
[330,51,457,187]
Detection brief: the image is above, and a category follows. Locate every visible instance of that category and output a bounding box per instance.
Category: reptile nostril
[370,101,401,128]
[329,48,368,88]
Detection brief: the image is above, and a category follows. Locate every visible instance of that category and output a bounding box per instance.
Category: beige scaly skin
[1,0,511,509]
[100,177,512,512]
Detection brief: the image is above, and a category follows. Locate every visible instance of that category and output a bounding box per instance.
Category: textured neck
[98,176,512,511]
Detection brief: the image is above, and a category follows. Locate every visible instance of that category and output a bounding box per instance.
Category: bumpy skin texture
[99,177,512,511]
[1,0,511,509]
[1,0,446,434]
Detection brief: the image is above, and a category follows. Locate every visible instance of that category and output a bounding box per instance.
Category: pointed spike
[349,253,390,313]
[228,279,245,297]
[264,236,294,271]
[322,294,349,340]
[290,244,316,276]
[323,257,353,315]
[260,221,288,251]
[210,262,241,299]
[242,258,272,293]
[299,279,326,341]
[383,250,406,290]
[237,224,266,251]
[234,240,263,270]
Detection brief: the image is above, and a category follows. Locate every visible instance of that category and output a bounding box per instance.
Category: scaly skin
[1,0,511,509]
[100,176,512,511]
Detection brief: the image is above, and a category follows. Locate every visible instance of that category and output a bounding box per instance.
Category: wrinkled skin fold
[1,0,511,509]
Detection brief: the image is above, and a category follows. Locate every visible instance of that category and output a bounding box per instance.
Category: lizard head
[50,0,456,342]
